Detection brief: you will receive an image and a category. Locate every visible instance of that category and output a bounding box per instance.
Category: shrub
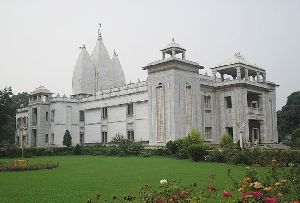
[73,144,82,155]
[220,133,234,149]
[207,149,227,162]
[166,128,204,159]
[188,144,210,161]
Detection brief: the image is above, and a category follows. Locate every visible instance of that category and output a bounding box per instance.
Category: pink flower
[250,191,264,198]
[264,197,277,203]
[155,198,164,203]
[222,191,233,198]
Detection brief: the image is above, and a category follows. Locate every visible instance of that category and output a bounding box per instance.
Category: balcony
[248,107,263,115]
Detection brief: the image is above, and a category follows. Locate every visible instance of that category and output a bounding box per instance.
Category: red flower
[250,191,264,199]
[242,191,264,201]
[264,197,277,203]
[156,198,165,203]
[222,191,233,198]
[207,184,217,192]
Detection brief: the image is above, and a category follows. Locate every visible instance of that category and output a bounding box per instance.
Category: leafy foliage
[277,91,300,146]
[220,133,234,149]
[63,130,72,147]
[0,87,29,145]
[188,144,210,161]
[166,128,204,159]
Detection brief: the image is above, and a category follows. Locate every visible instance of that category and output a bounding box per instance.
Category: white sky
[0,0,299,110]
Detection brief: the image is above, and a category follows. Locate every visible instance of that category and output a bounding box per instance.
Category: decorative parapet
[81,81,148,102]
[200,77,277,90]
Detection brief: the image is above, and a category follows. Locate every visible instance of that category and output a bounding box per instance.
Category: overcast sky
[0,0,299,110]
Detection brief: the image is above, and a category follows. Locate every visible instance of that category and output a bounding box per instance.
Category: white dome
[31,86,52,95]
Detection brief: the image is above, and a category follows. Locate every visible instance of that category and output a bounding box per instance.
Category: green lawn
[0,156,254,203]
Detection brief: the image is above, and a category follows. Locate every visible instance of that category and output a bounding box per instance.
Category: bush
[207,149,227,162]
[220,133,234,149]
[188,144,210,161]
[73,144,82,155]
[166,128,204,159]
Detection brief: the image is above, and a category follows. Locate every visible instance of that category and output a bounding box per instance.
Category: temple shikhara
[16,26,278,147]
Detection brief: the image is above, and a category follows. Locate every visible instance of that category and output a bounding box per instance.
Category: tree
[0,87,29,145]
[63,130,72,147]
[277,91,300,145]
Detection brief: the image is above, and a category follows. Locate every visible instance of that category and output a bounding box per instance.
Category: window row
[80,103,134,121]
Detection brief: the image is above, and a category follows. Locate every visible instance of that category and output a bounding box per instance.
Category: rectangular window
[79,110,85,121]
[127,130,134,141]
[127,103,134,116]
[46,112,48,121]
[51,110,55,122]
[45,134,48,143]
[204,95,211,109]
[80,133,84,144]
[226,127,233,137]
[102,107,108,119]
[225,96,232,108]
[101,132,107,143]
[51,133,54,144]
[205,127,212,139]
[32,108,37,125]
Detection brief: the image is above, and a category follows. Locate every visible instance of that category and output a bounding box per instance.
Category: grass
[0,155,260,203]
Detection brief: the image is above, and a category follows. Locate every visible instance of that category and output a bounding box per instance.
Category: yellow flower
[243,177,251,182]
[277,192,284,197]
[253,182,263,189]
[275,182,282,187]
[280,179,287,184]
[238,188,244,192]
[264,187,273,192]
[241,184,248,189]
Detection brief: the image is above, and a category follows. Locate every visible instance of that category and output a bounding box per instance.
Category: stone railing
[248,107,263,115]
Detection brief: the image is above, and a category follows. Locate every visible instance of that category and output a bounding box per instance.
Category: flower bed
[87,159,299,203]
[0,160,59,172]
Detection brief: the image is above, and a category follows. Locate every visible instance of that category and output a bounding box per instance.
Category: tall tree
[0,87,29,145]
[63,130,72,147]
[277,91,300,146]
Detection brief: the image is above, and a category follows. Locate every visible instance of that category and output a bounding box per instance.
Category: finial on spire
[98,23,102,40]
[171,37,175,43]
[113,49,118,56]
[79,44,86,49]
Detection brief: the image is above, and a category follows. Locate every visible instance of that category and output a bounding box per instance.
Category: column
[212,70,216,81]
[236,67,241,80]
[256,72,260,82]
[171,49,175,58]
[162,52,166,60]
[221,74,224,81]
[262,73,266,83]
[245,68,249,81]
[182,51,186,59]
